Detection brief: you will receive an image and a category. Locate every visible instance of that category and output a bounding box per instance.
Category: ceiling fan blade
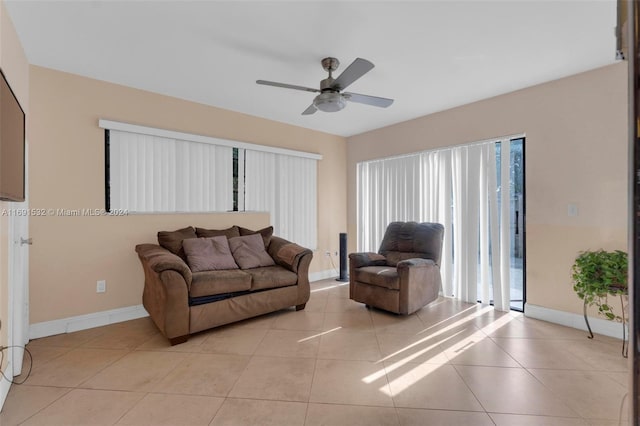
[343,92,394,108]
[331,58,374,91]
[256,80,319,93]
[302,104,317,115]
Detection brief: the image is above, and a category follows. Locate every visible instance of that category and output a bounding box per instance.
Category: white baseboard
[525,303,625,340]
[310,269,339,282]
[29,305,149,340]
[0,360,12,411]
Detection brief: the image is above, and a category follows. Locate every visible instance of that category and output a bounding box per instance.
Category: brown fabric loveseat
[135,225,312,345]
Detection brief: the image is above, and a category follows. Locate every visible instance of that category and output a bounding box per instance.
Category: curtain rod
[358,133,525,165]
[99,119,323,161]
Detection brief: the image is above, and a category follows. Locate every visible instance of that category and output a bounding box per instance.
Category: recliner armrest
[135,243,193,286]
[349,252,387,269]
[396,258,437,269]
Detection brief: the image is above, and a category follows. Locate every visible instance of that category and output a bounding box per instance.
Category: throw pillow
[157,226,197,260]
[195,225,241,239]
[228,234,276,269]
[182,236,239,272]
[238,226,274,248]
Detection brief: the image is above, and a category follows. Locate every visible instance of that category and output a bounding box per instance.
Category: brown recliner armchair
[349,221,444,315]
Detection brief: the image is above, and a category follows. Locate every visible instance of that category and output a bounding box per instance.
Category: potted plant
[571,249,628,356]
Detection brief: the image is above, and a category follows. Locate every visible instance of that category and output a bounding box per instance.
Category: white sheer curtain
[357,155,421,252]
[245,150,317,249]
[109,130,233,212]
[450,142,509,308]
[356,139,512,311]
[419,150,453,297]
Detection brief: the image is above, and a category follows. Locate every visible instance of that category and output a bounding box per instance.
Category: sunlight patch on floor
[363,330,465,385]
[418,304,483,334]
[310,282,349,293]
[297,327,342,343]
[365,305,519,396]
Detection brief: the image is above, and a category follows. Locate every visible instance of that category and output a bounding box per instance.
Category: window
[101,120,320,248]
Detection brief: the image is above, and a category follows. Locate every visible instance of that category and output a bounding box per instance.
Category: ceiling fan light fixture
[313,92,346,113]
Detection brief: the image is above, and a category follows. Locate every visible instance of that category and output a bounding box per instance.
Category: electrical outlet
[97,280,106,293]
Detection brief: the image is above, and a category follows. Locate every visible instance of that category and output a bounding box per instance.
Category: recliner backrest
[378,222,444,267]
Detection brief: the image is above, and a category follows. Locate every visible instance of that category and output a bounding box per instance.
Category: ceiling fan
[256,57,394,115]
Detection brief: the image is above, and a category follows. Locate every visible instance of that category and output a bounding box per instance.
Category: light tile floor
[0,279,630,425]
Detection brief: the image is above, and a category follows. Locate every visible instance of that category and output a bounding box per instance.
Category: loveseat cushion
[182,236,238,272]
[244,265,298,291]
[190,269,251,298]
[157,226,197,261]
[229,234,276,269]
[352,266,400,290]
[239,226,274,248]
[195,225,241,239]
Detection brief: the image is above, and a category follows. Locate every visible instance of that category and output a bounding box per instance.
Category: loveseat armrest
[349,252,387,269]
[268,236,312,273]
[135,244,192,287]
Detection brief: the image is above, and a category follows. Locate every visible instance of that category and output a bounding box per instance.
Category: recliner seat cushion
[190,269,251,298]
[352,266,400,290]
[244,265,298,290]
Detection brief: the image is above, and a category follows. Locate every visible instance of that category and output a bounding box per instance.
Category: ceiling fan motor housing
[320,77,336,91]
[313,92,346,112]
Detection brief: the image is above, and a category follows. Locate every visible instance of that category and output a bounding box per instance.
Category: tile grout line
[371,308,403,426]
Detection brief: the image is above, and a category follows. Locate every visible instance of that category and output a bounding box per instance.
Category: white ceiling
[5,0,618,137]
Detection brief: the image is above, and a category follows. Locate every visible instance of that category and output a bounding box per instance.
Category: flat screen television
[0,68,25,202]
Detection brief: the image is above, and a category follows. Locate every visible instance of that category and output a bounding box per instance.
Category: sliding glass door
[496,138,525,311]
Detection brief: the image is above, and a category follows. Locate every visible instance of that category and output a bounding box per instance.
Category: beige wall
[28,66,347,324]
[347,62,628,317]
[0,0,29,373]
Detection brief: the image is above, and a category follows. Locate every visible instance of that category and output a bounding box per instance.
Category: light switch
[568,203,579,217]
